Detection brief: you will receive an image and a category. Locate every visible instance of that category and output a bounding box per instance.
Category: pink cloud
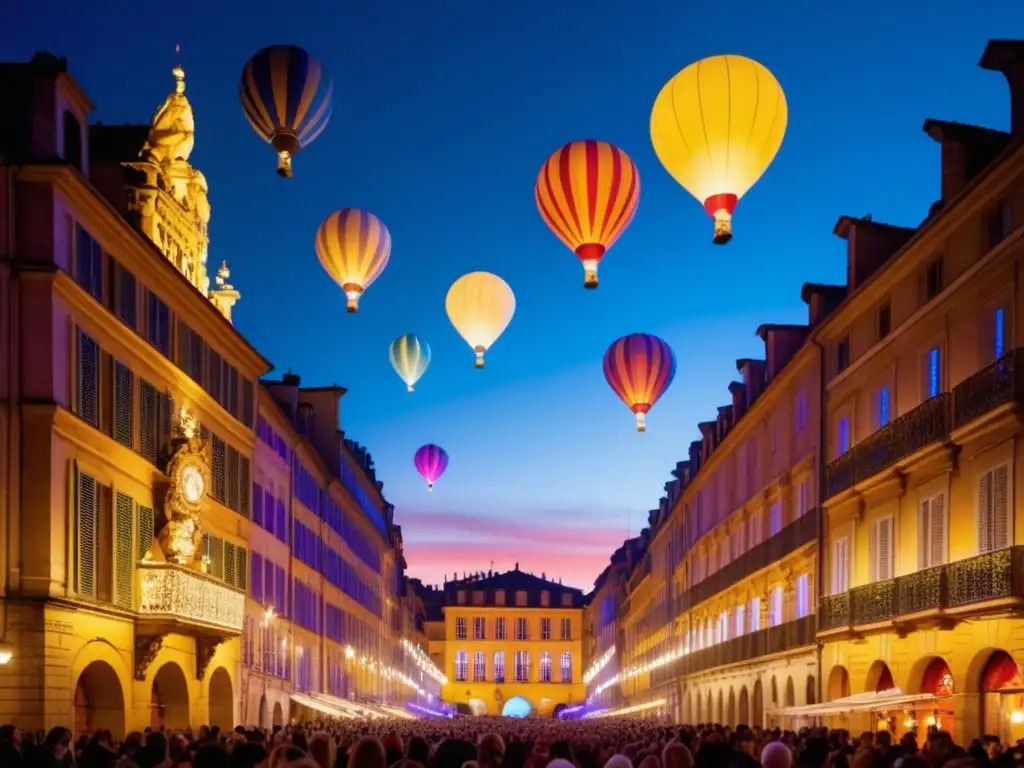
[400,510,625,549]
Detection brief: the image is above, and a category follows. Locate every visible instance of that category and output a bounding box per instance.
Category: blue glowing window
[995,308,1006,358]
[878,387,890,427]
[928,348,941,398]
[838,416,851,454]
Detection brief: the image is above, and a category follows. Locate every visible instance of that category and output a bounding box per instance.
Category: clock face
[180,464,206,504]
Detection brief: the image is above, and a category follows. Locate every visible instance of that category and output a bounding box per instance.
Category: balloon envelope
[445,272,515,368]
[390,334,431,392]
[603,333,677,432]
[315,209,391,313]
[650,55,787,244]
[240,45,333,178]
[414,444,449,490]
[535,140,640,289]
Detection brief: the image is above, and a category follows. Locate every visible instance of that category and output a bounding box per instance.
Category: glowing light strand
[402,638,448,685]
[583,647,615,685]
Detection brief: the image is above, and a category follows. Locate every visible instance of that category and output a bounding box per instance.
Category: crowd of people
[1,718,1022,768]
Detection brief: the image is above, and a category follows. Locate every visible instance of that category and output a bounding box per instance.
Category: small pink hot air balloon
[414,444,449,491]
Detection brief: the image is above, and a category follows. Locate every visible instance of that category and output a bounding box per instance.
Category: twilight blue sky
[12,0,1024,589]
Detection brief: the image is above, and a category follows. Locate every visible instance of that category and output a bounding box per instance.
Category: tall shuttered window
[211,435,227,501]
[209,433,249,516]
[114,491,135,608]
[139,381,173,467]
[227,445,240,511]
[75,224,103,301]
[77,468,99,598]
[77,330,100,428]
[918,492,947,569]
[831,536,849,594]
[146,290,171,357]
[235,548,248,591]
[113,361,134,448]
[979,463,1011,554]
[112,261,137,329]
[177,320,205,385]
[204,533,225,580]
[242,380,254,427]
[869,515,895,582]
[137,504,155,561]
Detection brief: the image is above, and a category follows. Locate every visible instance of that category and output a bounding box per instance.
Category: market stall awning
[769,688,953,718]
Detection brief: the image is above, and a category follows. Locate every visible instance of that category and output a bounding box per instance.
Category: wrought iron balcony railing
[818,546,1024,634]
[137,562,246,633]
[827,348,1024,499]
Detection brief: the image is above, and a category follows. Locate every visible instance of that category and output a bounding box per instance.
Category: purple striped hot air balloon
[603,333,677,432]
[414,444,449,492]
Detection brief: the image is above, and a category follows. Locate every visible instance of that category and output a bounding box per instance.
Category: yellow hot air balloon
[650,55,787,245]
[314,208,391,313]
[445,272,515,368]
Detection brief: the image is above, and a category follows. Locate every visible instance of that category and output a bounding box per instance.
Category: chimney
[834,216,915,291]
[283,371,301,386]
[757,324,810,381]
[923,120,1012,203]
[716,405,733,441]
[736,359,767,407]
[688,440,702,473]
[698,421,716,463]
[729,381,747,422]
[980,39,1024,136]
[801,283,847,328]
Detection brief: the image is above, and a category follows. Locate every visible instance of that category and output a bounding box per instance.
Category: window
[473,651,486,682]
[112,261,137,329]
[493,651,505,683]
[869,515,895,582]
[113,361,134,448]
[719,610,729,642]
[146,291,171,358]
[540,651,552,682]
[878,386,891,427]
[735,604,745,636]
[456,590,466,605]
[749,597,760,632]
[560,617,572,640]
[495,617,507,640]
[516,617,528,641]
[836,336,850,374]
[988,199,1012,249]
[769,500,782,536]
[796,574,810,619]
[978,463,1011,553]
[540,618,551,640]
[75,224,103,301]
[514,651,530,682]
[495,590,505,606]
[769,587,783,627]
[926,347,942,398]
[831,536,850,594]
[796,390,808,432]
[76,468,100,599]
[918,491,947,569]
[925,257,944,301]
[878,301,892,340]
[472,590,485,606]
[794,480,809,519]
[76,329,100,429]
[515,590,527,607]
[837,415,851,456]
[560,651,572,682]
[540,590,550,607]
[473,617,486,640]
[995,307,1007,359]
[455,617,467,640]
[455,651,468,682]
[561,593,573,607]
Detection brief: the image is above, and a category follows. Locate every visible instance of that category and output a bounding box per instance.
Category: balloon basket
[712,217,732,245]
[276,151,293,179]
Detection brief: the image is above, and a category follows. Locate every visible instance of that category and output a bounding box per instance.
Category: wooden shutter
[242,380,254,426]
[114,491,134,608]
[930,493,947,566]
[116,263,137,329]
[211,435,226,501]
[994,464,1011,550]
[224,541,237,586]
[832,536,849,593]
[918,497,932,569]
[237,548,248,592]
[228,366,239,417]
[207,349,223,403]
[113,361,133,448]
[209,535,224,580]
[140,381,158,465]
[227,445,240,511]
[137,504,155,561]
[872,516,893,581]
[77,330,100,428]
[77,467,98,598]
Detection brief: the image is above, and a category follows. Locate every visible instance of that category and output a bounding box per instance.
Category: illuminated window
[560,617,571,640]
[540,651,552,682]
[735,604,745,636]
[769,500,782,536]
[796,574,810,619]
[473,617,486,640]
[473,651,486,682]
[927,347,941,398]
[560,651,572,682]
[455,617,467,640]
[540,618,551,640]
[516,617,528,641]
[878,386,891,427]
[514,651,531,682]
[493,651,505,683]
[837,415,851,456]
[831,536,850,593]
[769,587,784,627]
[455,651,468,682]
[995,307,1006,359]
[495,617,507,640]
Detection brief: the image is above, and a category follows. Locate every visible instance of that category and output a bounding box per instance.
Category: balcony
[818,546,1024,636]
[137,562,246,634]
[826,349,1024,500]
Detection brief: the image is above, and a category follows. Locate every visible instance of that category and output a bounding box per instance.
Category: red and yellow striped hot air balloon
[314,208,391,313]
[535,140,640,290]
[603,333,677,432]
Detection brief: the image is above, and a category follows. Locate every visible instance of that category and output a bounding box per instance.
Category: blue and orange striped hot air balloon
[603,333,677,432]
[240,45,333,178]
[315,209,391,313]
[535,140,640,290]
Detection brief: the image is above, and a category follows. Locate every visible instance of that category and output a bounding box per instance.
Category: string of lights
[401,638,448,685]
[583,647,615,685]
[585,699,666,718]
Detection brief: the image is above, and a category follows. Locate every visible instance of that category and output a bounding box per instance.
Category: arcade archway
[151,662,190,730]
[74,660,126,737]
[208,667,233,730]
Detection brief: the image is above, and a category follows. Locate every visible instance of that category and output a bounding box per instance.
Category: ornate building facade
[0,52,437,735]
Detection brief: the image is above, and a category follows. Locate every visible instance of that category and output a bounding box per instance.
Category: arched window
[63,110,82,171]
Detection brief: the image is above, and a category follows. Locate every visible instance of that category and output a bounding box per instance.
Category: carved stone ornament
[158,417,211,565]
[195,637,223,681]
[135,634,165,681]
[494,687,504,702]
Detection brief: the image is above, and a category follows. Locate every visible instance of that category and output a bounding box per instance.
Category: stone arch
[706,690,713,723]
[911,656,954,695]
[785,676,796,707]
[806,675,817,705]
[208,667,233,730]
[771,675,778,706]
[752,679,764,727]
[74,659,126,738]
[151,661,190,730]
[717,689,724,723]
[974,649,1022,738]
[866,660,896,692]
[70,640,129,738]
[272,701,284,726]
[695,688,702,722]
[827,665,850,701]
[258,694,268,728]
[728,687,736,725]
[739,686,750,725]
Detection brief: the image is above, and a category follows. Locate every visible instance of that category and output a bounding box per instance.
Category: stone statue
[143,66,195,164]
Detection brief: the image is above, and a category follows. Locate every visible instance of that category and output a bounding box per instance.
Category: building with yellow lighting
[0,52,439,736]
[424,568,586,716]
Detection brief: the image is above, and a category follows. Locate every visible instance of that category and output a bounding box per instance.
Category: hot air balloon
[315,209,391,313]
[535,140,640,289]
[650,55,787,245]
[414,444,449,491]
[603,333,677,432]
[240,45,333,178]
[445,272,515,369]
[390,334,431,392]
